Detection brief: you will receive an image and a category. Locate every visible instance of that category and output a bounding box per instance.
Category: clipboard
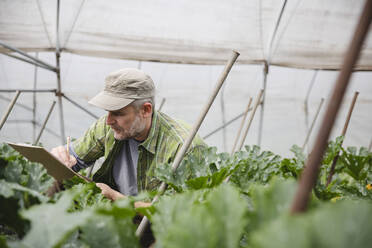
[7,142,92,182]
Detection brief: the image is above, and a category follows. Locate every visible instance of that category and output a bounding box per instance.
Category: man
[51,68,206,205]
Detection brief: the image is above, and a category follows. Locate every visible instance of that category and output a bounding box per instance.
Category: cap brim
[88,91,135,111]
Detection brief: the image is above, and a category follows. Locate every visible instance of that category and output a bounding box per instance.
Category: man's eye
[115,112,126,116]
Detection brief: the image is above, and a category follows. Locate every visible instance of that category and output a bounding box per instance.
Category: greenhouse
[0,0,372,247]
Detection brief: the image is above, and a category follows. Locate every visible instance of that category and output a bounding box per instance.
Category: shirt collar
[139,111,160,154]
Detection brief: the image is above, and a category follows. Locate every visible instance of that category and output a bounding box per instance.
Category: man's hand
[96,183,152,208]
[96,183,124,201]
[50,145,77,168]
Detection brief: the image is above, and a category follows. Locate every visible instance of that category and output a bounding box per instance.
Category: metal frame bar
[202,111,247,139]
[290,0,372,214]
[304,70,318,134]
[0,95,33,112]
[63,95,99,119]
[56,0,65,144]
[0,0,96,144]
[1,52,55,72]
[302,98,325,151]
[257,62,268,146]
[0,41,56,71]
[136,50,240,238]
[257,0,288,146]
[33,52,39,141]
[5,119,61,139]
[0,89,56,93]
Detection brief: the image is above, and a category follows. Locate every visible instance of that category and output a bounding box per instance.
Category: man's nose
[106,112,115,125]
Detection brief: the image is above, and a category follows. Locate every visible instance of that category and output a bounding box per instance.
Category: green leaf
[155,147,236,192]
[242,178,298,242]
[339,147,371,181]
[14,192,92,248]
[322,136,344,165]
[79,198,139,248]
[230,146,282,190]
[250,200,372,248]
[152,184,248,248]
[60,230,89,248]
[0,235,10,248]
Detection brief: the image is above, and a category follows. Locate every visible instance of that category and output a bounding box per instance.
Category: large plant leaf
[152,184,248,248]
[155,147,236,192]
[250,200,372,248]
[229,146,282,191]
[10,192,91,248]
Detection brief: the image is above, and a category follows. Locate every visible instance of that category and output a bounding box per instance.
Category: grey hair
[130,97,155,112]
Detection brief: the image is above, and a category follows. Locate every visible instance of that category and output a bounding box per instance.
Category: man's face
[106,105,146,141]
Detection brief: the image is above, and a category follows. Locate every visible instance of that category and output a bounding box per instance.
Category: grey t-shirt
[112,139,140,196]
[70,139,140,196]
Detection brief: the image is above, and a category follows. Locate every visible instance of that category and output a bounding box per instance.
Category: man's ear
[142,102,153,117]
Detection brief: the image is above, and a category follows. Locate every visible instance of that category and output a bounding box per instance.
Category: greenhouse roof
[1,0,372,70]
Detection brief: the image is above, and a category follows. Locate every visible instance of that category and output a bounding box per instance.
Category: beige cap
[88,68,155,111]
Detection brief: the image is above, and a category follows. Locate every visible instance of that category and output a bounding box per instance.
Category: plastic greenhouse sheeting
[1,0,372,70]
[0,53,371,156]
[0,0,372,156]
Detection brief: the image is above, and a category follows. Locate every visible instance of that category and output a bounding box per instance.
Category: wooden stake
[237,89,264,151]
[0,91,21,131]
[290,0,372,214]
[135,51,240,238]
[231,97,253,154]
[326,91,359,186]
[33,101,57,145]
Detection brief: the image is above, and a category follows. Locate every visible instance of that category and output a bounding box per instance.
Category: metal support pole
[326,91,359,186]
[0,95,33,112]
[4,119,61,138]
[231,97,253,154]
[257,63,268,146]
[304,70,318,134]
[158,97,166,111]
[1,52,56,72]
[33,101,56,145]
[290,0,372,214]
[62,95,99,119]
[0,91,21,131]
[33,52,39,141]
[0,89,56,93]
[203,111,247,139]
[56,0,65,144]
[220,84,227,151]
[0,41,57,71]
[302,98,325,151]
[136,51,240,238]
[237,89,264,151]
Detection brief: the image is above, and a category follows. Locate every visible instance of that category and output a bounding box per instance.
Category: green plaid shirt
[73,111,207,192]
